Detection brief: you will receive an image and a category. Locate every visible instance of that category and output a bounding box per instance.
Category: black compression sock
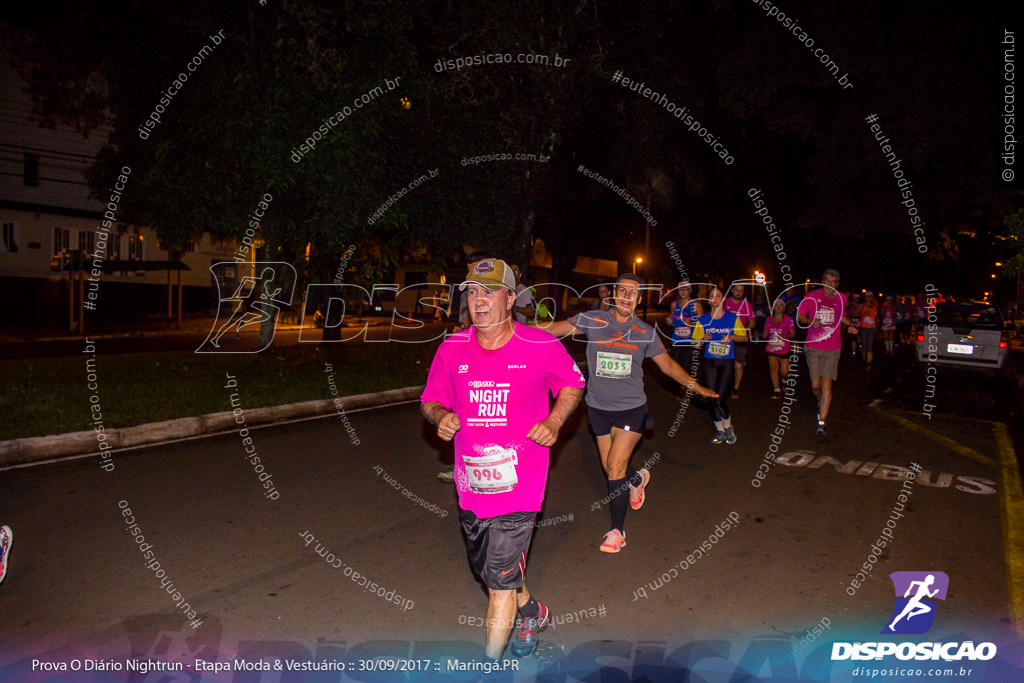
[608,477,628,531]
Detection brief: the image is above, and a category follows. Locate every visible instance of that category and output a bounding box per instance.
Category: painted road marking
[771,450,996,494]
[869,401,1023,635]
[870,406,997,469]
[994,423,1024,635]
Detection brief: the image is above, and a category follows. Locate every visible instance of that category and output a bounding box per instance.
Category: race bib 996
[463,446,518,494]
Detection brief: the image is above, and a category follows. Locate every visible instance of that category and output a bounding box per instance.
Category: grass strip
[0,341,440,440]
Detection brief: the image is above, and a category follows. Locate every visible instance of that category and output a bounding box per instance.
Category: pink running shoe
[600,529,626,553]
[629,469,650,511]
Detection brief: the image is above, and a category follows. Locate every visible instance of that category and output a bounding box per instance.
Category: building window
[79,230,95,257]
[2,222,18,253]
[53,227,70,257]
[128,229,144,260]
[24,153,40,187]
[52,227,71,270]
[108,232,121,260]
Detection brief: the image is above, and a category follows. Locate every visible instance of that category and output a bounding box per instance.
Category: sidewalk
[0,312,393,344]
[0,384,425,469]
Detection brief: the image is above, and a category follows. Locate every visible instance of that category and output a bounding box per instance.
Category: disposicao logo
[882,571,948,635]
[831,571,997,663]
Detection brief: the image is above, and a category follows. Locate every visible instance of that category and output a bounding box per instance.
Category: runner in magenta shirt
[798,287,848,351]
[796,268,852,436]
[879,295,898,356]
[762,298,796,399]
[421,257,584,660]
[723,288,753,327]
[422,322,586,518]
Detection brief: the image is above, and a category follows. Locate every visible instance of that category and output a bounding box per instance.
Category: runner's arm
[422,401,461,441]
[526,386,584,447]
[652,352,719,398]
[525,319,577,337]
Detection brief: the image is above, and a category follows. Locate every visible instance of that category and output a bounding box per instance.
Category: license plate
[947,343,974,355]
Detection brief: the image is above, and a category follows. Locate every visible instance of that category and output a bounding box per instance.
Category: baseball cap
[459,258,516,291]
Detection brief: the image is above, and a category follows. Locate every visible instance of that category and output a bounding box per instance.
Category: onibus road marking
[871,402,1024,635]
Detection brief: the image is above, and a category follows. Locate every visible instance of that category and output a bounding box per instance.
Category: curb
[0,320,390,344]
[0,385,425,469]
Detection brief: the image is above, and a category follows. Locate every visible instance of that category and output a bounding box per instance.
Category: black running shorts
[459,509,536,590]
[733,342,748,366]
[587,404,648,437]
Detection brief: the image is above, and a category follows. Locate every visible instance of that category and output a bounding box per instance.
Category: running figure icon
[887,574,938,631]
[209,268,284,347]
[882,571,949,635]
[197,262,297,353]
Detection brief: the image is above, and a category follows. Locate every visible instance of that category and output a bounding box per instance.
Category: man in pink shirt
[421,258,584,660]
[797,268,852,436]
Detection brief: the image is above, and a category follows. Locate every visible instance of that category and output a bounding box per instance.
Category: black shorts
[733,343,748,366]
[460,509,536,590]
[587,404,649,437]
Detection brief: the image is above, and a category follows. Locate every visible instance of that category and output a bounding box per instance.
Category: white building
[0,58,236,329]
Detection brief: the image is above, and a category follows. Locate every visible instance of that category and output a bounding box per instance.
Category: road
[0,338,1021,682]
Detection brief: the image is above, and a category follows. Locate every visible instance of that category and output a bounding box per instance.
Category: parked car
[916,301,1009,373]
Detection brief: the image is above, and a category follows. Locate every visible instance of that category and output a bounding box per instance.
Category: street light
[633,257,642,274]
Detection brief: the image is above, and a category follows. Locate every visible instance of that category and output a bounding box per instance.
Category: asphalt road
[0,339,1021,682]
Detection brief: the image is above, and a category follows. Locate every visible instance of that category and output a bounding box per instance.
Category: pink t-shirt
[798,289,848,350]
[724,296,753,328]
[763,315,795,355]
[880,303,897,329]
[421,323,586,518]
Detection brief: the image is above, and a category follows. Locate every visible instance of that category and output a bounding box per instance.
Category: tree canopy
[5,0,1020,298]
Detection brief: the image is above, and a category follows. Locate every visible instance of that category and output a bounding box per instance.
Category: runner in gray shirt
[534,274,717,553]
